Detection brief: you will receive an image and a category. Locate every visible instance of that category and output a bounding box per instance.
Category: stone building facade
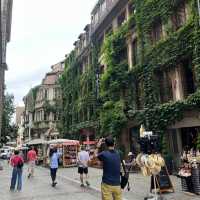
[0,0,12,142]
[61,0,133,142]
[23,61,64,143]
[61,0,200,167]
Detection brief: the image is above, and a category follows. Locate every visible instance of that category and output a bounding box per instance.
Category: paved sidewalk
[58,167,200,200]
[0,160,100,200]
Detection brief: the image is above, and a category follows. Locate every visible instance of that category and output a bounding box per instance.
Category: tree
[1,93,15,144]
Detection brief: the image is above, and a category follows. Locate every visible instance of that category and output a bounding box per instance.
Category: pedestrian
[95,137,122,200]
[7,150,13,164]
[10,149,24,191]
[49,146,61,187]
[27,146,37,178]
[77,145,90,187]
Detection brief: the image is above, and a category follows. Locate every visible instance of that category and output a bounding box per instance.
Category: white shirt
[78,151,90,168]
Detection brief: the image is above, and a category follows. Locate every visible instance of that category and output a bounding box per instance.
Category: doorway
[181,127,200,150]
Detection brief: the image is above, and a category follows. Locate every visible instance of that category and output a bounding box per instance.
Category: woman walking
[49,147,61,187]
[10,149,24,191]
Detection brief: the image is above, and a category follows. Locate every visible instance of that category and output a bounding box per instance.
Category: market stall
[47,139,80,168]
[63,140,80,167]
[26,139,47,165]
[82,140,100,167]
[178,149,200,195]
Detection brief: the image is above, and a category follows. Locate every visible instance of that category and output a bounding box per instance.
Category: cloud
[6,0,97,106]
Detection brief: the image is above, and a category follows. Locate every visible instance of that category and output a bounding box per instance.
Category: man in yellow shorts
[95,137,122,200]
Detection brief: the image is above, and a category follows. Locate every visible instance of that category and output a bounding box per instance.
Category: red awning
[83,141,96,145]
[63,140,80,146]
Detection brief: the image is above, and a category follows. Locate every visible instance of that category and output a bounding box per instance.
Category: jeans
[10,167,23,191]
[50,168,57,182]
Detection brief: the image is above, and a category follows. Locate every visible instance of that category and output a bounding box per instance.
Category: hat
[136,153,143,167]
[128,152,133,156]
[149,164,161,175]
[141,166,151,176]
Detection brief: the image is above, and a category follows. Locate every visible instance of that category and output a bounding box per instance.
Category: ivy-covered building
[60,0,200,165]
[60,0,133,142]
[23,61,64,143]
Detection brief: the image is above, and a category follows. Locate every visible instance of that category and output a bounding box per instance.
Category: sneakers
[85,181,90,186]
[27,173,31,179]
[52,182,57,187]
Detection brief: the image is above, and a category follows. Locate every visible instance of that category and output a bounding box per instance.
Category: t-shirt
[10,155,24,167]
[27,150,37,161]
[78,151,90,168]
[50,152,61,169]
[98,150,121,186]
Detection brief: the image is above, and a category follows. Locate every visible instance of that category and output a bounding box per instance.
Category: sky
[6,0,97,107]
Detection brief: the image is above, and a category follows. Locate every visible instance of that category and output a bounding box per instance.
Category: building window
[44,112,47,121]
[182,59,196,97]
[45,89,48,100]
[80,63,83,75]
[54,113,57,121]
[151,19,163,44]
[101,0,106,13]
[128,2,135,15]
[172,2,187,31]
[136,81,144,110]
[155,70,173,103]
[132,39,137,66]
[105,25,113,36]
[117,10,126,27]
[118,46,128,64]
[89,106,94,120]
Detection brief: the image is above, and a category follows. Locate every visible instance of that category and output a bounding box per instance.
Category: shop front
[167,110,200,169]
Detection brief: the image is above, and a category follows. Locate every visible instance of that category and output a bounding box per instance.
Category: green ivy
[59,0,200,145]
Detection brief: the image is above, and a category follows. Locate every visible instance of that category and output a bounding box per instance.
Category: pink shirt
[27,150,37,161]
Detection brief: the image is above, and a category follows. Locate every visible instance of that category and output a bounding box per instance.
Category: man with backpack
[10,149,24,191]
[95,137,122,200]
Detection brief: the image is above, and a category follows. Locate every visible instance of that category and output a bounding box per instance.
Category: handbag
[120,159,130,190]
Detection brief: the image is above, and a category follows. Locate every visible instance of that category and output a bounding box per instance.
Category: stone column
[127,38,133,70]
[112,18,118,32]
[126,4,130,20]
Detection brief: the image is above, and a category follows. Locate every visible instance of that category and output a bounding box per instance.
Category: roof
[42,73,58,85]
[26,139,47,145]
[48,139,80,146]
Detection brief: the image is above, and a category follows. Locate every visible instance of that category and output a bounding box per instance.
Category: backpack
[17,158,24,168]
[120,158,131,191]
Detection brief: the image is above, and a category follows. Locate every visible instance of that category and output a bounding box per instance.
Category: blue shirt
[98,150,121,186]
[50,152,61,169]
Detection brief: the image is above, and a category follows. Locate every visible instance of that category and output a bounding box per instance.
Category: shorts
[101,183,122,200]
[28,161,36,170]
[78,167,88,174]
